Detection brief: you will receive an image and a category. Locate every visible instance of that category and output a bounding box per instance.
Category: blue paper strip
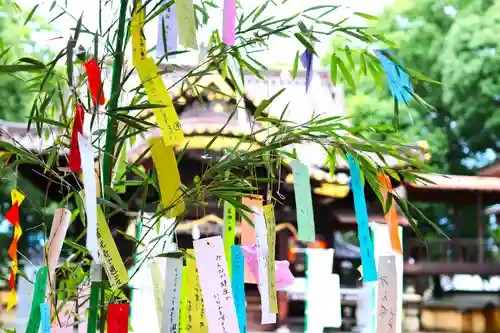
[374,50,413,103]
[300,50,313,92]
[40,303,50,333]
[231,245,247,333]
[347,154,378,282]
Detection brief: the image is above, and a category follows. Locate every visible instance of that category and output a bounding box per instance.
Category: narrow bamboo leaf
[292,51,299,79]
[24,4,39,25]
[17,57,45,67]
[0,64,44,73]
[254,88,286,118]
[330,54,338,85]
[112,103,166,111]
[74,14,83,43]
[253,2,268,22]
[393,97,400,130]
[64,240,90,254]
[344,46,355,68]
[303,5,340,12]
[337,57,356,93]
[294,32,318,56]
[353,12,379,20]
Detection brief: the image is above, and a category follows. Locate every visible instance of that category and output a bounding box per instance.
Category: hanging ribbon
[84,58,105,105]
[374,50,413,103]
[6,188,25,311]
[68,104,85,173]
[222,0,236,45]
[300,50,313,92]
[377,174,402,254]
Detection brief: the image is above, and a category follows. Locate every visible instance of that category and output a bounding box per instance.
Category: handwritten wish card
[231,245,246,333]
[262,205,278,313]
[185,249,208,333]
[376,256,398,333]
[176,0,198,49]
[107,303,129,333]
[78,133,99,263]
[347,154,378,282]
[151,261,165,330]
[96,206,129,289]
[358,282,377,333]
[156,1,178,58]
[40,302,50,333]
[179,265,189,333]
[131,0,147,65]
[162,257,183,333]
[193,236,239,333]
[254,207,276,324]
[224,201,236,278]
[290,159,315,242]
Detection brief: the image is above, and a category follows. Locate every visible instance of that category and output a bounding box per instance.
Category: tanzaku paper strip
[179,265,189,333]
[96,206,129,288]
[222,0,236,45]
[156,1,178,58]
[223,201,236,278]
[231,245,246,333]
[78,133,99,263]
[290,159,316,242]
[149,138,185,217]
[69,104,85,172]
[84,58,105,105]
[26,266,48,333]
[347,154,378,282]
[151,261,165,330]
[107,303,130,333]
[40,302,51,333]
[374,50,413,103]
[300,50,313,92]
[131,0,147,66]
[186,250,208,333]
[193,236,239,333]
[377,175,403,254]
[176,0,198,49]
[262,204,278,313]
[376,256,398,333]
[241,195,262,284]
[6,188,24,311]
[161,257,184,333]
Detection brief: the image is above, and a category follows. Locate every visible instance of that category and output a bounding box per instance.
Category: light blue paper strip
[374,50,413,103]
[40,303,50,333]
[231,245,247,333]
[290,159,316,242]
[347,154,378,282]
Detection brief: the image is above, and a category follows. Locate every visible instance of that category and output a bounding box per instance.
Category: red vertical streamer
[84,58,105,105]
[107,304,129,333]
[68,104,85,172]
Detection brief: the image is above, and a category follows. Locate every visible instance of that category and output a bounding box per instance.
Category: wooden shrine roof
[479,160,500,177]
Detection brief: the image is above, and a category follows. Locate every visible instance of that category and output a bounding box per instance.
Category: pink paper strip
[222,0,236,45]
[240,244,295,289]
[193,236,239,333]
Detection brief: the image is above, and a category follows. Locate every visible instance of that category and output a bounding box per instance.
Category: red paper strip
[107,304,129,333]
[68,104,85,173]
[84,58,105,105]
[6,190,24,311]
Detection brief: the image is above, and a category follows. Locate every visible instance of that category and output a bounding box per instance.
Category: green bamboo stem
[100,1,129,332]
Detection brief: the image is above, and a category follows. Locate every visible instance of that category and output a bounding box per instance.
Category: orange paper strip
[377,175,402,254]
[241,195,263,284]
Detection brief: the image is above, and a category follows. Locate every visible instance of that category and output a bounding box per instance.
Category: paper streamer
[176,0,197,49]
[156,1,178,58]
[241,195,262,284]
[107,303,130,333]
[84,58,105,105]
[193,236,239,333]
[131,0,147,66]
[223,201,236,277]
[262,205,278,313]
[40,302,51,333]
[6,188,24,311]
[231,245,247,333]
[151,261,165,330]
[96,206,129,288]
[161,257,183,333]
[240,245,294,289]
[376,256,398,333]
[26,266,48,333]
[323,274,342,328]
[222,0,236,45]
[179,265,189,333]
[300,50,313,92]
[374,50,413,103]
[377,175,402,254]
[69,104,85,172]
[254,207,276,324]
[290,159,316,242]
[78,133,99,262]
[149,138,185,217]
[46,208,71,299]
[347,154,378,282]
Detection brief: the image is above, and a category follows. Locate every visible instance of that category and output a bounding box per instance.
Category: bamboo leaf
[292,51,299,79]
[337,57,356,93]
[330,54,338,85]
[254,88,286,118]
[24,4,39,25]
[0,64,44,73]
[353,12,379,20]
[294,32,318,56]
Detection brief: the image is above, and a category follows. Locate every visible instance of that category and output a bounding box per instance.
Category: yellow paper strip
[151,261,164,330]
[186,249,208,333]
[179,265,189,333]
[131,0,147,65]
[96,206,129,289]
[263,204,278,313]
[176,0,198,49]
[149,139,185,217]
[223,201,236,278]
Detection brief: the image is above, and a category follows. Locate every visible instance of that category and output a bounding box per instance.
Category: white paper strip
[46,208,71,295]
[254,207,276,324]
[358,282,377,333]
[151,261,165,331]
[323,274,341,328]
[156,1,178,59]
[78,133,99,263]
[193,236,239,333]
[376,256,398,333]
[161,258,183,333]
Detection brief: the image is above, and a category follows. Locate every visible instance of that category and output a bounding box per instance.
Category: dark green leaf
[353,12,379,20]
[337,57,356,93]
[292,51,299,79]
[254,88,286,118]
[294,32,318,56]
[24,4,39,25]
[330,54,338,85]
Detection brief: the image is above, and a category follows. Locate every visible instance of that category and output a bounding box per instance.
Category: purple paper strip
[300,50,313,92]
[222,0,236,45]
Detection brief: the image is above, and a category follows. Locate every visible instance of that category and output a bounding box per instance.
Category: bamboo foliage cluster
[0,0,443,329]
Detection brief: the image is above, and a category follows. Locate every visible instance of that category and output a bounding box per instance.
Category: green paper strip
[87,282,101,333]
[223,201,236,278]
[178,265,188,333]
[26,266,48,333]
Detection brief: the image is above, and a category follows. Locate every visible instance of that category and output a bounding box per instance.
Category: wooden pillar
[478,193,484,263]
